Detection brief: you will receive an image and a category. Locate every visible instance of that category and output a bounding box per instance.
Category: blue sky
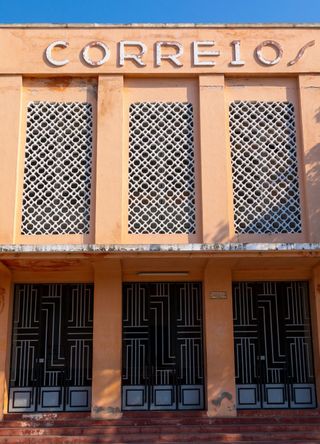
[0,0,319,24]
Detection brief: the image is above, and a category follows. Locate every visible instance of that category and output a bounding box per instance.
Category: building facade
[0,24,320,419]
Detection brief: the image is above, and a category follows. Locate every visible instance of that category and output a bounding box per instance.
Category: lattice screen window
[21,101,93,235]
[229,101,302,234]
[128,102,196,234]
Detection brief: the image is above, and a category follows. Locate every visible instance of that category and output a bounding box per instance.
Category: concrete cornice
[0,243,320,256]
[0,23,320,29]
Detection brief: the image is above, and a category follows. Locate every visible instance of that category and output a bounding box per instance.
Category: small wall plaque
[209,291,227,300]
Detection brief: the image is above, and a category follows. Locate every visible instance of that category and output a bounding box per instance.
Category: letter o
[255,40,283,66]
[82,41,110,66]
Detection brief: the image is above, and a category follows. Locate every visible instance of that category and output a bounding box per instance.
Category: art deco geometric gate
[233,281,316,409]
[122,282,204,411]
[9,284,93,412]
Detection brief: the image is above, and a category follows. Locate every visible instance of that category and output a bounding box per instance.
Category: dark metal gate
[9,284,93,412]
[233,281,316,409]
[122,282,204,411]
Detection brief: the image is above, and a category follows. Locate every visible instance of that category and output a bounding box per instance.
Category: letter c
[45,40,69,67]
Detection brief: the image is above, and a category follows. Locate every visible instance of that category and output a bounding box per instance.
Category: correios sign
[45,39,315,68]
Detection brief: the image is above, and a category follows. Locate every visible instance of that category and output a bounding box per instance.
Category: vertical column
[204,260,236,416]
[311,266,320,405]
[95,75,124,244]
[199,75,230,243]
[298,75,320,242]
[91,259,122,418]
[0,76,22,243]
[0,263,12,420]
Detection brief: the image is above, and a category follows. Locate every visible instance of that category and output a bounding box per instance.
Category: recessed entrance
[122,282,204,411]
[233,281,316,409]
[9,284,93,412]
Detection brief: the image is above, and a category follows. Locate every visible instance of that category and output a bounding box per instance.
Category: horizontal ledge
[0,243,320,255]
[1,23,320,29]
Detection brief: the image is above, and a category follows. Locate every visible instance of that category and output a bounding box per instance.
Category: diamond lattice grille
[229,101,302,234]
[128,102,196,234]
[21,101,93,235]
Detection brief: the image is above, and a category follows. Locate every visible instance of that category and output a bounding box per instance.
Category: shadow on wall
[304,107,320,241]
[203,103,320,243]
[304,142,320,241]
[203,219,229,243]
[91,371,122,418]
[189,103,320,244]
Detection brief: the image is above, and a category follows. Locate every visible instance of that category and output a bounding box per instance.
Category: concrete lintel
[0,243,320,255]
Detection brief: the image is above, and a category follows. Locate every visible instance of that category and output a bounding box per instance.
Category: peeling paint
[211,391,233,407]
[0,242,320,255]
[92,405,121,414]
[22,413,58,420]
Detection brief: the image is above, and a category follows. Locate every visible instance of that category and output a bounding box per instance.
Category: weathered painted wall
[0,26,319,74]
[91,259,122,418]
[0,27,320,245]
[0,76,22,244]
[1,74,320,245]
[0,264,12,419]
[298,75,320,243]
[0,255,320,417]
[0,25,320,418]
[204,259,236,416]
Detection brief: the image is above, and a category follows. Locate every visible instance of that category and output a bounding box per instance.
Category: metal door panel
[122,282,204,411]
[233,281,316,409]
[9,284,93,413]
[122,283,149,411]
[8,387,36,412]
[37,387,64,412]
[233,282,261,409]
[150,385,176,410]
[262,384,288,409]
[236,384,261,409]
[178,385,204,410]
[122,385,148,410]
[66,386,92,411]
[290,384,316,408]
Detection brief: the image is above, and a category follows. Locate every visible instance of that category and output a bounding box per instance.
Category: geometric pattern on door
[233,281,316,409]
[122,282,204,411]
[9,284,93,412]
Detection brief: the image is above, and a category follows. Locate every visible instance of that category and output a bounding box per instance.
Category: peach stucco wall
[0,26,320,75]
[1,73,320,244]
[1,26,320,418]
[204,260,236,416]
[1,257,319,419]
[0,26,320,244]
[0,263,12,420]
[91,260,122,418]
